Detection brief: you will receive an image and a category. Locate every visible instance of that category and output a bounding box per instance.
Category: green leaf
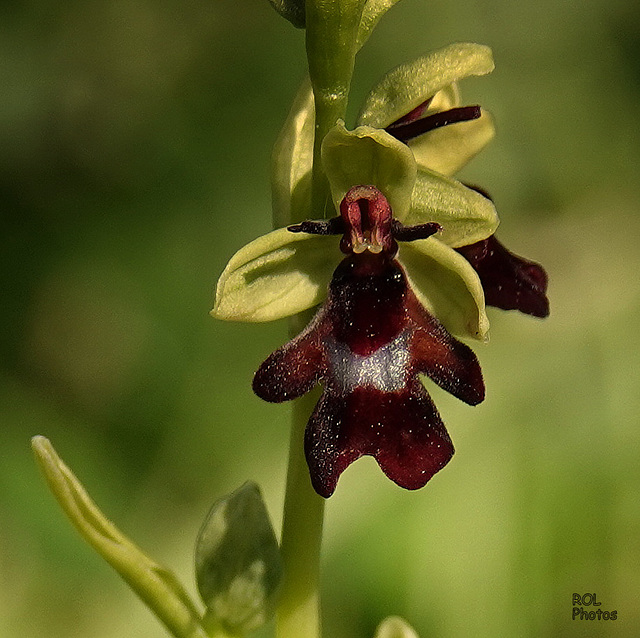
[267,0,306,29]
[408,109,495,177]
[322,122,417,220]
[399,238,489,340]
[358,42,494,129]
[196,483,283,635]
[355,0,404,50]
[212,228,339,322]
[31,436,208,638]
[374,616,420,638]
[271,79,314,228]
[405,169,499,247]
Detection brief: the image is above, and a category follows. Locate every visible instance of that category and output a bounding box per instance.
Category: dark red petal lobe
[457,235,550,318]
[253,320,329,403]
[405,288,484,405]
[305,382,454,498]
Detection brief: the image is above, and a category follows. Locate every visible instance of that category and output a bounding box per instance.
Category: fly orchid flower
[212,42,549,496]
[213,122,499,496]
[253,183,484,497]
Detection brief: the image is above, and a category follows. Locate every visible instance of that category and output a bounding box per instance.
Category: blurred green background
[2,0,640,636]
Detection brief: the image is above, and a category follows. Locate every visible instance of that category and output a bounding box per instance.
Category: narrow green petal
[409,109,495,176]
[374,616,420,638]
[322,122,416,219]
[358,42,494,128]
[271,79,315,228]
[406,168,498,247]
[31,436,208,638]
[399,238,489,340]
[356,0,404,50]
[212,229,339,322]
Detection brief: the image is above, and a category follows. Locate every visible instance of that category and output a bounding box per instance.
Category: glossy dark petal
[391,219,441,242]
[254,252,483,497]
[457,235,550,318]
[386,106,481,143]
[288,217,344,236]
[305,382,454,498]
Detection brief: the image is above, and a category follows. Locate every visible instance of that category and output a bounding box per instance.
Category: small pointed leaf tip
[267,0,306,28]
[195,482,283,635]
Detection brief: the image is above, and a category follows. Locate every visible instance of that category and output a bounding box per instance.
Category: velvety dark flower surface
[457,234,549,318]
[253,187,484,497]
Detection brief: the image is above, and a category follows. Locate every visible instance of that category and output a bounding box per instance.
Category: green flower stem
[305,0,365,219]
[276,385,325,638]
[276,5,365,637]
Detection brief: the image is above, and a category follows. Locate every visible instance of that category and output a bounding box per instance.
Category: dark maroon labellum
[255,186,484,497]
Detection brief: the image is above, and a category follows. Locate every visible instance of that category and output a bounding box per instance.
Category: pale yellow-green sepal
[428,83,460,112]
[406,168,499,247]
[409,109,495,176]
[271,79,315,228]
[31,436,208,638]
[322,122,417,219]
[212,228,339,322]
[399,238,489,340]
[358,42,494,129]
[374,616,420,638]
[356,0,404,50]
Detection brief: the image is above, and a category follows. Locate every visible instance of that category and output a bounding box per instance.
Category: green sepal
[406,169,499,247]
[271,80,314,228]
[322,122,416,220]
[428,82,460,112]
[399,238,489,340]
[374,616,420,638]
[356,0,404,50]
[409,109,495,177]
[195,483,283,636]
[267,0,306,28]
[358,43,494,129]
[31,436,208,638]
[212,228,339,322]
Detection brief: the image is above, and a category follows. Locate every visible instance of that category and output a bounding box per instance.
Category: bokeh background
[2,0,640,636]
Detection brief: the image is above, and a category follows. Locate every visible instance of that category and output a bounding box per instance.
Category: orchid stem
[305,0,364,220]
[275,4,364,638]
[276,387,325,638]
